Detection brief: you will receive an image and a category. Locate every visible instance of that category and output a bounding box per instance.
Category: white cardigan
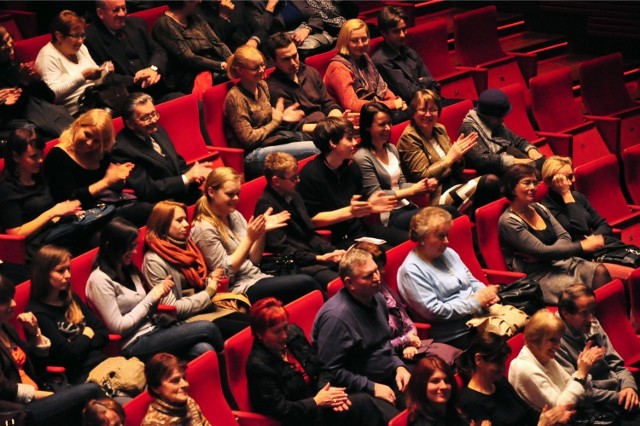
[508,345,592,410]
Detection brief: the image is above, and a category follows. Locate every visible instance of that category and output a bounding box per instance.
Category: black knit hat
[477,88,512,118]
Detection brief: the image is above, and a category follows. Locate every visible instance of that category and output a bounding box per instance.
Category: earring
[420,241,425,246]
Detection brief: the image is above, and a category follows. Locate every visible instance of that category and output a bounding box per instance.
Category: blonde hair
[541,156,573,183]
[409,207,453,242]
[263,152,297,181]
[193,167,242,245]
[59,109,114,161]
[227,45,265,80]
[524,309,565,349]
[336,19,369,56]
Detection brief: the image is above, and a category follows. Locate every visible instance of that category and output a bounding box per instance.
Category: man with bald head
[85,0,183,101]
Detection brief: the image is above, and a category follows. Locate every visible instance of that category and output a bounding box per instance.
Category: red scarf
[147,237,208,288]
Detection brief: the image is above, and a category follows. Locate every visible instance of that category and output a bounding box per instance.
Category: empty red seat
[622,144,640,204]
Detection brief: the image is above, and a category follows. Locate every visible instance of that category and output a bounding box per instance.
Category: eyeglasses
[518,179,540,188]
[66,33,87,40]
[138,110,159,124]
[278,173,300,183]
[416,107,439,115]
[241,62,266,72]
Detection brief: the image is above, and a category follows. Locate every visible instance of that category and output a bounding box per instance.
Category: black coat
[0,323,43,404]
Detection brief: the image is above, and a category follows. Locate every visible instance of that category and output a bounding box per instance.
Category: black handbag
[569,405,619,426]
[78,82,129,116]
[594,237,640,268]
[498,277,545,316]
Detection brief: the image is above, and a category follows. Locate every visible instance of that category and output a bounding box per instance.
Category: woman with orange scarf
[143,200,249,340]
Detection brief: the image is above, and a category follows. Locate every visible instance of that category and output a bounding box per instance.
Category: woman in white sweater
[35,10,113,115]
[508,309,603,411]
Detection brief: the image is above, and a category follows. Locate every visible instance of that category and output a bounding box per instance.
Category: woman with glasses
[223,44,318,180]
[397,89,501,217]
[541,156,636,278]
[35,10,114,116]
[498,164,610,305]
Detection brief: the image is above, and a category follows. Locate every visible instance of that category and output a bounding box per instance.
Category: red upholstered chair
[529,67,612,165]
[622,144,640,204]
[388,409,410,426]
[129,5,169,33]
[236,176,267,221]
[10,281,30,340]
[595,279,640,372]
[326,277,343,298]
[500,83,554,157]
[475,197,511,271]
[407,19,484,100]
[0,13,22,40]
[304,49,335,77]
[390,120,410,146]
[579,53,640,156]
[202,82,246,174]
[627,268,640,334]
[448,215,525,286]
[368,36,384,57]
[505,332,525,376]
[155,94,223,167]
[0,234,26,264]
[124,391,154,426]
[224,328,282,425]
[453,6,536,90]
[13,33,49,63]
[574,154,640,245]
[439,99,474,142]
[284,290,324,342]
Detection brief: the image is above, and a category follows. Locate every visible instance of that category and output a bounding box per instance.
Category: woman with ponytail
[27,245,108,383]
[143,200,249,340]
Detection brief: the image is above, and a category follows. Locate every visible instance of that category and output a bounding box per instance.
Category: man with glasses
[85,0,184,102]
[111,92,211,204]
[460,88,545,176]
[254,152,344,289]
[556,284,640,417]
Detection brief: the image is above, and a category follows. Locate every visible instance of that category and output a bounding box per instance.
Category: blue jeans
[244,141,319,179]
[26,382,104,426]
[122,320,223,361]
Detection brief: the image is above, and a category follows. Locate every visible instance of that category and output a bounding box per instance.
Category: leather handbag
[498,277,545,316]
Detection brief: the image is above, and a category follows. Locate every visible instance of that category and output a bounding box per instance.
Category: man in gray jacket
[556,283,639,413]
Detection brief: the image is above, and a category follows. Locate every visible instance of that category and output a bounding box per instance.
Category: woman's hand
[317,250,346,264]
[34,390,54,400]
[104,162,135,187]
[411,177,436,196]
[246,214,267,242]
[272,98,285,122]
[149,276,175,302]
[263,207,290,231]
[580,234,605,253]
[50,200,82,218]
[17,312,39,336]
[282,102,305,122]
[100,61,114,75]
[550,173,573,197]
[82,67,103,81]
[0,87,22,106]
[539,404,575,426]
[206,268,224,294]
[444,132,478,165]
[368,191,397,213]
[402,345,419,360]
[576,340,605,378]
[474,285,500,307]
[313,383,350,410]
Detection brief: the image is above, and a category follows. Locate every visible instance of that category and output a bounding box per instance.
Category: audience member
[142,353,209,426]
[224,44,318,180]
[312,248,411,422]
[82,398,125,426]
[556,284,640,415]
[143,200,250,339]
[458,332,574,426]
[246,297,385,426]
[0,128,87,259]
[35,10,115,116]
[397,89,501,216]
[197,0,253,52]
[460,88,545,176]
[0,26,73,139]
[191,167,324,304]
[111,92,210,204]
[44,108,152,227]
[499,164,610,304]
[405,356,467,426]
[509,310,603,413]
[255,152,343,289]
[541,156,636,277]
[354,102,435,231]
[398,207,499,349]
[297,117,407,250]
[0,275,105,425]
[152,0,231,94]
[266,32,351,136]
[324,19,408,123]
[86,217,224,360]
[372,7,440,104]
[85,0,184,103]
[244,0,332,57]
[27,245,108,383]
[305,0,357,37]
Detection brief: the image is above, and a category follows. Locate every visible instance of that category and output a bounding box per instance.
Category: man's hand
[368,191,397,213]
[619,388,640,411]
[134,67,161,88]
[0,87,22,105]
[185,161,213,185]
[395,366,411,392]
[317,250,345,264]
[349,195,372,217]
[373,383,396,405]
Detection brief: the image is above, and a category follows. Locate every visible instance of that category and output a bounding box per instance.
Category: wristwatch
[150,65,159,72]
[573,376,587,387]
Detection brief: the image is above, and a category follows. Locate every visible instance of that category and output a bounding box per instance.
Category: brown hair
[82,398,125,426]
[263,152,297,182]
[146,200,188,243]
[406,356,460,423]
[145,353,187,399]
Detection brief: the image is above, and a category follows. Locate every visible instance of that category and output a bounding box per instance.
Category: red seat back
[579,52,635,116]
[622,144,640,204]
[124,391,154,426]
[11,281,30,340]
[390,120,410,146]
[129,5,169,33]
[439,99,474,142]
[202,81,235,150]
[408,19,455,77]
[326,277,344,298]
[70,248,99,304]
[530,67,586,132]
[448,216,489,286]
[505,332,525,376]
[386,240,417,293]
[305,49,336,77]
[475,197,510,271]
[285,290,324,342]
[236,176,267,221]
[627,268,640,337]
[14,33,49,63]
[388,409,409,426]
[0,234,27,264]
[453,6,505,66]
[224,327,254,411]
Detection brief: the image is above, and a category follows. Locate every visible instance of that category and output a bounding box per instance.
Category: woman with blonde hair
[27,245,108,383]
[190,167,323,304]
[43,109,152,227]
[223,45,318,179]
[324,19,408,123]
[143,200,250,339]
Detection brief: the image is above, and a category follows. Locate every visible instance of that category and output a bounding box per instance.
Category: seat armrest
[46,366,66,374]
[584,115,621,153]
[462,168,477,181]
[536,132,573,158]
[510,52,537,82]
[484,269,526,285]
[157,305,177,314]
[212,147,245,176]
[235,411,282,426]
[415,322,431,339]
